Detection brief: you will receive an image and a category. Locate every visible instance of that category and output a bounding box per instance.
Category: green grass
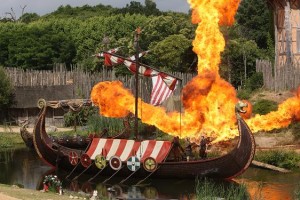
[294,183,300,200]
[255,150,300,170]
[0,132,24,148]
[196,178,249,200]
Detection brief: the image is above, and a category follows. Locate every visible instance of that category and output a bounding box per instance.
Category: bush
[255,150,300,170]
[64,106,97,127]
[237,88,252,100]
[252,99,278,115]
[245,72,263,91]
[288,122,300,140]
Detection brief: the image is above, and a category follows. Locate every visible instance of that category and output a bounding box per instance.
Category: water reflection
[237,168,300,200]
[0,147,299,199]
[0,147,51,189]
[62,179,196,199]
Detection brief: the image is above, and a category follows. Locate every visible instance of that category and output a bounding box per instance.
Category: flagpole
[102,51,182,81]
[134,27,141,140]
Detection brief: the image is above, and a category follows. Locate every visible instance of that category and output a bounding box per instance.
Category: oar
[67,138,94,180]
[119,168,140,184]
[135,166,160,186]
[72,161,95,181]
[102,165,125,184]
[88,165,108,182]
[66,162,81,180]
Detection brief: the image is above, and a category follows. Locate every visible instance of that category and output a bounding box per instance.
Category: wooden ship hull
[33,99,255,180]
[21,126,90,149]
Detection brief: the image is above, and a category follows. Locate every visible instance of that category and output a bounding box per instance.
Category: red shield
[109,156,122,170]
[80,153,91,168]
[69,151,78,166]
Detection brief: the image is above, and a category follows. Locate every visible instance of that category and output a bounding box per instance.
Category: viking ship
[33,98,255,180]
[33,29,255,181]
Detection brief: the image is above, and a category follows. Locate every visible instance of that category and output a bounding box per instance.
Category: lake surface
[0,146,299,199]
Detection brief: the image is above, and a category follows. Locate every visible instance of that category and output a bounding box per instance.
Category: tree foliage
[148,34,193,72]
[19,13,40,23]
[0,66,14,109]
[236,0,273,49]
[221,38,263,88]
[0,0,275,89]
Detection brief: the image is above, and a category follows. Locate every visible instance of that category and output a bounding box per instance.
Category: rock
[46,126,58,132]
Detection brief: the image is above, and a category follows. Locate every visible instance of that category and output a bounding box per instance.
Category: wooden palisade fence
[5,64,196,105]
[256,59,300,91]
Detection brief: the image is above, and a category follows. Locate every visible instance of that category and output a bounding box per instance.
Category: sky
[1,0,190,19]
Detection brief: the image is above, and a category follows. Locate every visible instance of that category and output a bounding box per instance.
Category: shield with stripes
[127,156,140,172]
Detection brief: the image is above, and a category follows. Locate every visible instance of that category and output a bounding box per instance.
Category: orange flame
[91,0,300,142]
[246,87,300,132]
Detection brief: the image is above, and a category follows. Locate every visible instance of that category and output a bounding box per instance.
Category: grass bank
[255,149,300,170]
[0,132,24,148]
[196,178,249,200]
[0,184,80,200]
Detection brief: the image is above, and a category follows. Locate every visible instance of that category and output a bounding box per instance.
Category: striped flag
[150,74,178,106]
[123,60,178,105]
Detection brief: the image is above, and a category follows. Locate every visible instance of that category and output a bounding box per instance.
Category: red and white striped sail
[86,139,172,163]
[94,47,120,58]
[95,49,149,67]
[96,49,179,105]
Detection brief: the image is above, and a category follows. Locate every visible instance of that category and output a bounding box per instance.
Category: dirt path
[0,193,19,200]
[0,126,73,133]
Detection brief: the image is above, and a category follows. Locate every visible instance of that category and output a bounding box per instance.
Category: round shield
[127,156,140,172]
[69,151,78,166]
[95,154,106,169]
[80,153,91,168]
[109,156,122,170]
[143,157,157,172]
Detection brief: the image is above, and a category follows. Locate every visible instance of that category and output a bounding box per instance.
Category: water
[0,147,299,199]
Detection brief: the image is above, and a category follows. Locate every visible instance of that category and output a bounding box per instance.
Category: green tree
[221,38,263,88]
[3,23,76,69]
[19,13,40,23]
[236,0,273,49]
[148,34,193,72]
[144,0,160,16]
[0,66,14,110]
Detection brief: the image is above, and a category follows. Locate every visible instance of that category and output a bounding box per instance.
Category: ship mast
[134,27,141,140]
